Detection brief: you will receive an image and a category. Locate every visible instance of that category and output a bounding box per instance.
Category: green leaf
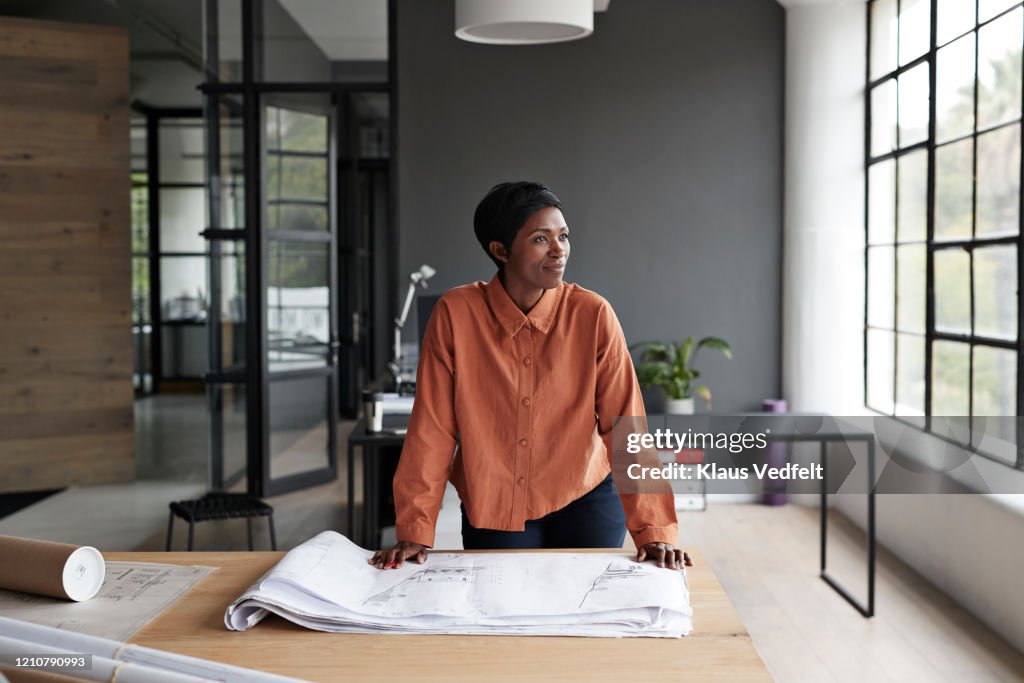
[678,337,696,370]
[629,341,673,363]
[696,336,733,359]
[694,384,712,407]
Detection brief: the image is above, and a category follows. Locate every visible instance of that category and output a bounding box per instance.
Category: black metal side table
[346,416,409,548]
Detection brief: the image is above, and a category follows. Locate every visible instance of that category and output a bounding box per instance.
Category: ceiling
[278,0,387,61]
[0,0,838,106]
[0,0,393,106]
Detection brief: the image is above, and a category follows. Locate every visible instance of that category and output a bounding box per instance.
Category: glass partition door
[262,97,338,494]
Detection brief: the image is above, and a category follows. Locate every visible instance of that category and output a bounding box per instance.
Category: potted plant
[630,337,733,414]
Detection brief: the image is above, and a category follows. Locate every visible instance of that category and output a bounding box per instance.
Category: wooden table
[113,550,772,683]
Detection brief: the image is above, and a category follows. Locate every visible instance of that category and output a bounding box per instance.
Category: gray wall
[396,0,784,412]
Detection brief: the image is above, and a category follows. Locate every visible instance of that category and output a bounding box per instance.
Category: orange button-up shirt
[393,274,678,549]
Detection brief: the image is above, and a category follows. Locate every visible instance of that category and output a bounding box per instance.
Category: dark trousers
[461,474,627,550]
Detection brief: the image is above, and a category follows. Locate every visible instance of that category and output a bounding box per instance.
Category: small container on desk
[363,391,383,433]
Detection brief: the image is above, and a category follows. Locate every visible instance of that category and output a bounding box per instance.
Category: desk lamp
[390,264,436,390]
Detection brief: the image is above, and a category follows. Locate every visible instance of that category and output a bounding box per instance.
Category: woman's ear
[489,240,508,263]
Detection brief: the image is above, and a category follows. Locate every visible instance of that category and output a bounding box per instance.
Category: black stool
[166,493,277,551]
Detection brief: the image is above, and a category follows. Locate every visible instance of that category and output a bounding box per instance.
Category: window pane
[898,149,928,241]
[898,63,930,147]
[872,80,898,157]
[972,344,1018,458]
[974,245,1018,339]
[936,33,976,142]
[935,139,975,240]
[132,257,150,325]
[897,244,926,333]
[159,120,205,184]
[975,124,1021,236]
[267,240,330,369]
[210,97,245,230]
[869,160,896,244]
[160,256,207,321]
[899,0,932,66]
[131,121,147,174]
[980,0,1021,23]
[932,340,970,414]
[896,333,925,416]
[269,376,329,480]
[868,245,895,329]
[935,247,972,333]
[279,109,328,152]
[211,242,245,371]
[131,180,149,253]
[868,329,896,414]
[977,7,1023,129]
[871,0,899,80]
[937,0,977,46]
[159,188,207,253]
[268,204,329,232]
[972,346,1016,415]
[209,382,247,490]
[211,0,243,82]
[267,156,328,201]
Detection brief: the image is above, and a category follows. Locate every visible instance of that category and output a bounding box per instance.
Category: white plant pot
[664,397,695,415]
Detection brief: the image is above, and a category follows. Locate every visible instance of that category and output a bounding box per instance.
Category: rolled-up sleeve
[392,300,458,548]
[594,302,679,549]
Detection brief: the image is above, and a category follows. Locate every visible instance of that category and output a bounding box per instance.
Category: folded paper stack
[225,531,692,638]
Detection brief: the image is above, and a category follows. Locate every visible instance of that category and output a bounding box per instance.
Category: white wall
[783,1,865,416]
[783,1,1024,653]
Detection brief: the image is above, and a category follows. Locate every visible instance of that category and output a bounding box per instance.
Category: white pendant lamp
[455,0,594,45]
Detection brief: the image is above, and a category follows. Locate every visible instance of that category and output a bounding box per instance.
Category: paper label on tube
[61,547,104,602]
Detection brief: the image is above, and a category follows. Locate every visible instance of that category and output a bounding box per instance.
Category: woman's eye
[559,234,569,241]
[535,236,547,243]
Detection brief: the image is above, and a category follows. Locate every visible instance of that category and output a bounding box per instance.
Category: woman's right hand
[368,541,428,569]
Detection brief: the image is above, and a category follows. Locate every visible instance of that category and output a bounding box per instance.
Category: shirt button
[522,397,531,407]
[519,439,528,447]
[523,358,532,366]
[517,477,525,485]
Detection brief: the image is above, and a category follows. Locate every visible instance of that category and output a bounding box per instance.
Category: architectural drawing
[364,565,482,606]
[579,562,645,608]
[225,531,692,637]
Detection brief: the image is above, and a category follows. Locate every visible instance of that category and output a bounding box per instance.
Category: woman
[370,182,690,571]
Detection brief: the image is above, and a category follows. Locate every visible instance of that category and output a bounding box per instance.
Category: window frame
[864,0,1024,468]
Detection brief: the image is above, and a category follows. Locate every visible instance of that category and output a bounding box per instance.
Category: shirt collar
[484,273,564,337]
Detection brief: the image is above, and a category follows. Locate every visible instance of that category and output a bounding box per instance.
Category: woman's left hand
[636,542,693,570]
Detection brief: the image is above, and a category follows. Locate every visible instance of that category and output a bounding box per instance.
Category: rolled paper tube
[0,668,83,683]
[0,536,104,602]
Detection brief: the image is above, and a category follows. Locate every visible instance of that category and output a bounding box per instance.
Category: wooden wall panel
[0,16,133,493]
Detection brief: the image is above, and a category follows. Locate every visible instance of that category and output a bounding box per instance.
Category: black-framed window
[866,0,1023,463]
[130,118,152,395]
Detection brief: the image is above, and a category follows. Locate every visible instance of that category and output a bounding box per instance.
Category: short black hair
[473,181,563,271]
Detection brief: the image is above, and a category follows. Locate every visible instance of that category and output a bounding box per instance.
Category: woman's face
[493,206,571,291]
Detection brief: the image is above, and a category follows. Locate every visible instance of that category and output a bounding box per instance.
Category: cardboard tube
[0,536,104,602]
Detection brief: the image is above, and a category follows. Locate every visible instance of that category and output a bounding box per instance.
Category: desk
[113,550,772,683]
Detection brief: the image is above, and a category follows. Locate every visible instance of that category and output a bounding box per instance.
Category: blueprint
[224,531,692,637]
[0,562,214,641]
